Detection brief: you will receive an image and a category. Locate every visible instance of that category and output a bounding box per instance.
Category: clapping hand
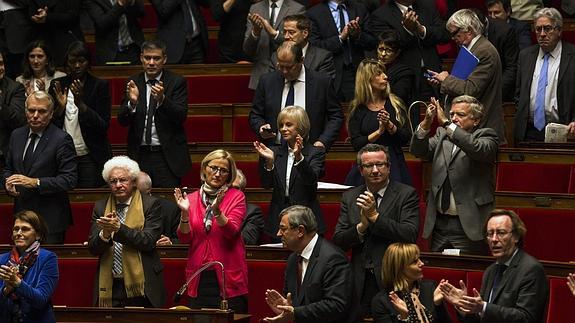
[174,188,190,212]
[389,291,409,320]
[263,289,294,322]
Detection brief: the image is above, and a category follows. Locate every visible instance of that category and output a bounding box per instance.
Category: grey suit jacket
[514,41,575,142]
[270,44,336,82]
[410,126,498,241]
[441,36,506,144]
[462,249,548,323]
[244,0,305,89]
[333,182,419,299]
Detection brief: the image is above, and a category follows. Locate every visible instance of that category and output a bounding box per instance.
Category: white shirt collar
[300,233,318,261]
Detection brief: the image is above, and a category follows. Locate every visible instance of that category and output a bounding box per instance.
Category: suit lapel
[490,250,522,303]
[296,237,322,304]
[275,147,288,194]
[304,68,312,109]
[525,47,539,93]
[377,181,396,215]
[273,73,284,119]
[275,1,289,29]
[15,128,29,172]
[28,125,53,174]
[322,3,339,36]
[558,41,573,85]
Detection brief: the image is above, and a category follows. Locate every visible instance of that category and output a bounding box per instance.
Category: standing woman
[0,211,58,323]
[16,40,65,96]
[372,243,450,323]
[49,41,112,188]
[346,59,412,186]
[253,106,326,241]
[174,150,248,312]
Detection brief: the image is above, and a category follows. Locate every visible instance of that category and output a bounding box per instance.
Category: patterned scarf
[5,241,41,323]
[200,183,224,232]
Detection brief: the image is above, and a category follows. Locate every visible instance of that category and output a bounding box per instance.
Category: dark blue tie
[489,264,507,302]
[23,133,38,173]
[145,79,159,145]
[285,81,295,107]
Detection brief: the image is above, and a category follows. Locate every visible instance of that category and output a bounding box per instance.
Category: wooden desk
[54,307,250,323]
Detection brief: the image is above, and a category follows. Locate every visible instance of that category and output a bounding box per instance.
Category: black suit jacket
[369,0,449,78]
[0,6,34,55]
[117,69,191,178]
[509,18,532,50]
[150,0,209,64]
[50,73,112,166]
[462,249,548,323]
[249,68,343,149]
[486,17,518,102]
[241,203,264,245]
[3,124,77,234]
[260,143,326,236]
[29,0,84,67]
[333,182,420,299]
[306,1,377,92]
[270,45,336,83]
[514,41,575,142]
[0,77,26,163]
[210,0,251,62]
[156,197,180,244]
[85,0,145,64]
[371,280,451,323]
[88,193,166,308]
[284,236,359,323]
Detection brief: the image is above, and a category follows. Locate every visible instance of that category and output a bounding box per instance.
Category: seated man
[232,169,264,245]
[88,156,165,308]
[264,205,358,323]
[440,209,548,323]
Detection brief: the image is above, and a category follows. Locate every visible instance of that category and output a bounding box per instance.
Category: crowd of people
[0,0,573,322]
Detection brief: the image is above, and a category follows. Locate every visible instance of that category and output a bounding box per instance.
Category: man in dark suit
[439,209,548,323]
[249,42,343,151]
[0,50,26,166]
[232,169,264,245]
[85,0,145,65]
[306,0,376,101]
[3,91,77,244]
[333,143,419,317]
[486,0,532,50]
[118,40,191,188]
[429,9,506,144]
[514,7,575,143]
[270,14,336,83]
[244,0,305,90]
[211,0,251,63]
[0,2,34,78]
[150,0,209,64]
[410,95,498,255]
[136,171,180,246]
[264,205,358,323]
[88,156,165,308]
[369,0,450,101]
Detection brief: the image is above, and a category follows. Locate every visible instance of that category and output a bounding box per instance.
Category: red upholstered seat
[323,159,354,184]
[233,116,258,142]
[108,117,128,145]
[516,208,575,262]
[161,258,188,307]
[496,163,572,194]
[466,271,484,294]
[186,116,224,142]
[66,203,94,244]
[247,261,286,322]
[0,204,13,244]
[321,203,341,241]
[546,277,575,323]
[423,267,467,322]
[187,76,253,104]
[139,3,158,29]
[53,259,98,307]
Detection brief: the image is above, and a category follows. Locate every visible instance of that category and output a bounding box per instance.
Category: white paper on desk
[545,123,570,142]
[318,182,352,189]
[259,243,284,248]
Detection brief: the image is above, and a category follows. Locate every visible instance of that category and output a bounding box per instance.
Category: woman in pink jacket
[174,149,248,312]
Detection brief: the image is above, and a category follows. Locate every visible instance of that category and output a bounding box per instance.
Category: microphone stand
[173,261,228,311]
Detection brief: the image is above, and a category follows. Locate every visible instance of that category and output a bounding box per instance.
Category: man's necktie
[270,2,277,27]
[337,4,352,65]
[297,255,304,293]
[285,80,295,107]
[112,203,128,277]
[111,0,132,47]
[534,53,549,131]
[145,79,159,145]
[489,264,507,302]
[183,0,196,37]
[23,133,38,173]
[440,176,452,213]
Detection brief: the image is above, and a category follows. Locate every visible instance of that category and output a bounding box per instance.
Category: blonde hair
[382,243,420,292]
[277,105,310,140]
[200,149,237,184]
[349,59,406,129]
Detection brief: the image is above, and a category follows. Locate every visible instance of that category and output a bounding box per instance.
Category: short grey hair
[137,171,152,192]
[102,155,140,182]
[279,205,317,233]
[451,95,484,120]
[533,7,563,29]
[448,9,485,36]
[26,90,54,111]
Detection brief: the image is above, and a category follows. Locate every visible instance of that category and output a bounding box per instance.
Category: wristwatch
[442,120,452,128]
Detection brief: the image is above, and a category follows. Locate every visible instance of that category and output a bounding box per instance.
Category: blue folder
[451,46,479,80]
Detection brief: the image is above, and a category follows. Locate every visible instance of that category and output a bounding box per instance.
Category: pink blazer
[177,188,248,298]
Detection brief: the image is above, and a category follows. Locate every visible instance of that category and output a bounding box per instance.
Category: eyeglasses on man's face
[534,25,558,34]
[485,230,512,240]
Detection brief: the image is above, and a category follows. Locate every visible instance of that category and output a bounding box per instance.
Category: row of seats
[52,257,575,323]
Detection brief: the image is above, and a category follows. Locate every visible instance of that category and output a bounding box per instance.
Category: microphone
[173,261,228,310]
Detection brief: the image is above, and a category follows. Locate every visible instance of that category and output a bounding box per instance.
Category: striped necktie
[112,203,128,277]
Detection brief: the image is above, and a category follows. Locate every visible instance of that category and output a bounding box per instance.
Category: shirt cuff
[420,25,427,39]
[264,163,275,172]
[293,155,305,166]
[415,124,430,139]
[99,230,111,242]
[481,301,487,316]
[446,122,457,135]
[128,101,137,113]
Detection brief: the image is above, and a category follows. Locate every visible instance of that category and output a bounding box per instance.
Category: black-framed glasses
[207,165,230,176]
[534,25,558,34]
[485,230,512,240]
[361,162,389,170]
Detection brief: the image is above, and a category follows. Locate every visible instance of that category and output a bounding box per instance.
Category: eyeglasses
[361,162,389,170]
[207,165,230,176]
[108,177,130,186]
[535,25,558,34]
[485,230,512,240]
[378,47,397,54]
[12,226,33,234]
[449,27,461,38]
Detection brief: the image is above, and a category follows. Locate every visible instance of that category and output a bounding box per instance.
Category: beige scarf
[97,190,146,307]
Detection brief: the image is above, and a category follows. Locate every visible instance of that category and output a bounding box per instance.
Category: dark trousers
[113,43,140,65]
[189,270,248,313]
[76,154,105,188]
[338,64,356,102]
[524,123,545,142]
[138,147,180,188]
[45,231,66,244]
[431,213,488,255]
[180,36,205,64]
[360,268,378,318]
[112,278,153,307]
